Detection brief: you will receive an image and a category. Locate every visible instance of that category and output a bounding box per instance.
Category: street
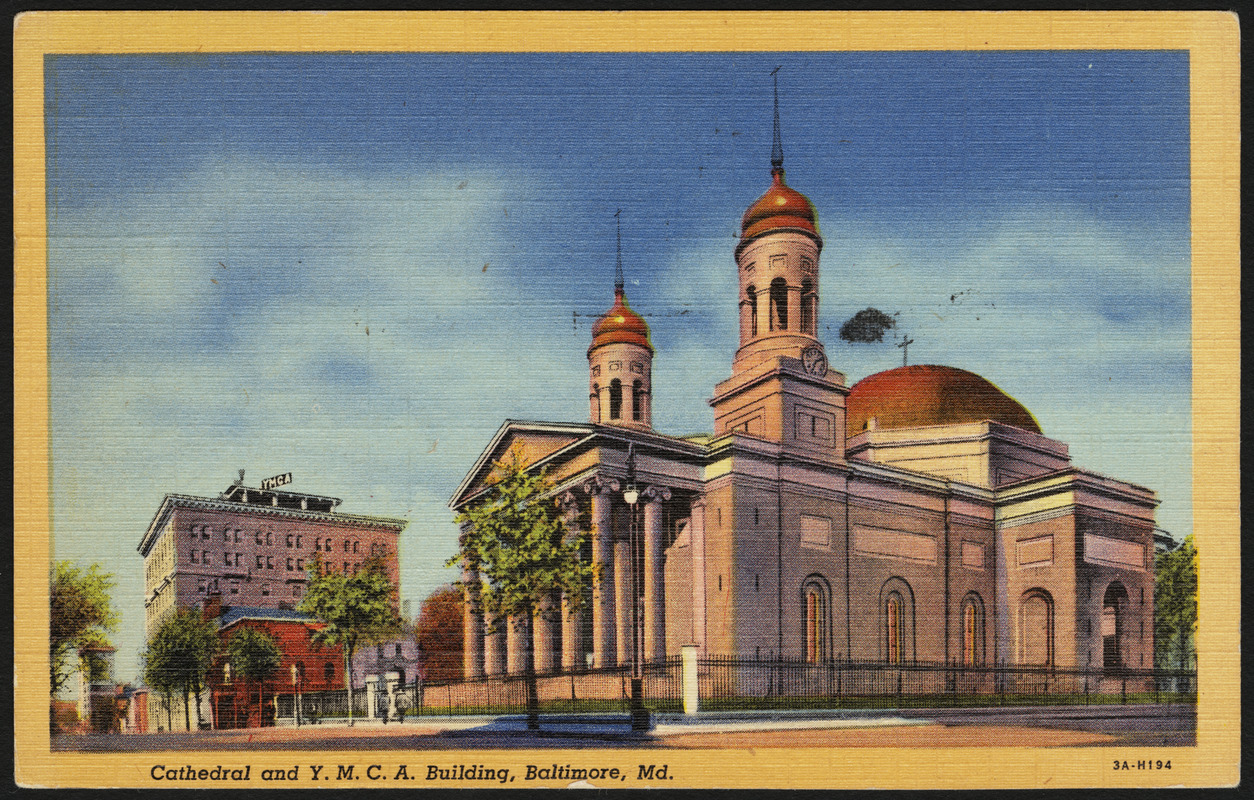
[53,704,1195,751]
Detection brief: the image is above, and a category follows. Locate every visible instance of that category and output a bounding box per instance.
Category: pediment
[451,422,592,508]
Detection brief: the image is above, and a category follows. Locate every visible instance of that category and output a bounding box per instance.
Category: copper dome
[846,365,1041,435]
[589,288,653,354]
[740,168,820,242]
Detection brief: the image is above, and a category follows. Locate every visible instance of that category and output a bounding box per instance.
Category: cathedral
[450,105,1158,681]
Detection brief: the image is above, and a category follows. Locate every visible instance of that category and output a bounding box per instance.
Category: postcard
[13,11,1239,790]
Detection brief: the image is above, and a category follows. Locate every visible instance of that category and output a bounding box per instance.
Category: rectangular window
[295,535,301,548]
[202,551,210,565]
[344,561,350,573]
[266,556,274,570]
[297,558,304,571]
[201,527,210,540]
[190,550,198,563]
[344,540,350,553]
[224,551,231,564]
[224,528,230,542]
[230,581,239,595]
[287,558,293,571]
[266,532,272,546]
[256,555,264,569]
[255,532,263,546]
[261,584,270,596]
[233,530,240,543]
[286,534,293,548]
[197,580,206,594]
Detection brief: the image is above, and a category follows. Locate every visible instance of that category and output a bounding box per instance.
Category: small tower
[588,211,654,430]
[711,70,847,463]
[732,68,825,373]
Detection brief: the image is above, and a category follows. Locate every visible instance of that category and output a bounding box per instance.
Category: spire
[614,208,624,293]
[770,66,784,172]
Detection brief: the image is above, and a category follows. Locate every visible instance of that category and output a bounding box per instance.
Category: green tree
[50,561,119,697]
[227,627,282,726]
[1154,534,1198,671]
[448,450,592,729]
[838,307,898,344]
[416,585,465,683]
[141,610,220,730]
[298,555,402,726]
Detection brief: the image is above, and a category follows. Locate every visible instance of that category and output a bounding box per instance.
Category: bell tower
[588,210,654,430]
[710,70,847,463]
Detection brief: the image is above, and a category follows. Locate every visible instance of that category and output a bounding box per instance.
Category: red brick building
[207,606,346,729]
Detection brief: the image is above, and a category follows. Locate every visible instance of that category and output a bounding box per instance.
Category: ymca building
[450,122,1158,680]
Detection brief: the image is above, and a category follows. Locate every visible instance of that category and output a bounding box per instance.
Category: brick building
[138,474,411,728]
[138,473,407,637]
[451,124,1157,681]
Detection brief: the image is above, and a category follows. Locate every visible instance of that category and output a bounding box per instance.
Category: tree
[449,450,593,729]
[838,307,897,344]
[227,627,282,727]
[141,610,220,731]
[50,561,119,697]
[298,555,402,726]
[416,586,465,683]
[1154,535,1198,671]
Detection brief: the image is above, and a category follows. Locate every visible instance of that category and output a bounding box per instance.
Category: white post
[364,676,378,720]
[681,645,699,715]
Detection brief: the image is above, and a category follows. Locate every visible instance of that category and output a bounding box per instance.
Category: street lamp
[291,664,302,727]
[622,443,650,732]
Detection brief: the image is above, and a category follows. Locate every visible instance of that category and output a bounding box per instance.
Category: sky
[44,50,1191,683]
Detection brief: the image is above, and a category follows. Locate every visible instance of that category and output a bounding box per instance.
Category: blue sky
[45,51,1191,682]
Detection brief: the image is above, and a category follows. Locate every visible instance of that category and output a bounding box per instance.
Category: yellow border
[13,10,1240,789]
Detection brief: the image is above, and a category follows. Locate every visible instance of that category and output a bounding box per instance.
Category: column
[559,493,584,671]
[588,482,617,668]
[614,524,633,667]
[462,565,484,679]
[643,488,670,663]
[533,591,559,674]
[506,613,527,675]
[483,611,506,676]
[689,500,707,655]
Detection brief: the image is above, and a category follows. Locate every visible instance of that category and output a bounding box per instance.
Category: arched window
[223,662,232,685]
[590,384,600,423]
[886,593,903,664]
[879,577,916,663]
[1102,582,1129,671]
[769,278,788,331]
[961,593,985,666]
[1019,589,1054,666]
[801,576,831,663]
[800,279,816,335]
[609,379,622,420]
[632,380,644,422]
[745,284,758,338]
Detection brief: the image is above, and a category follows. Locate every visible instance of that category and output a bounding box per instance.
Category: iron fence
[696,656,1196,710]
[271,657,1195,720]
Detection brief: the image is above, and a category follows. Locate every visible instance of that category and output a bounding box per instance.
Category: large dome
[740,168,819,242]
[846,365,1041,435]
[589,288,653,354]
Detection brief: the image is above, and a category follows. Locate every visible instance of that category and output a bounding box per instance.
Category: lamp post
[622,443,650,732]
[291,664,302,727]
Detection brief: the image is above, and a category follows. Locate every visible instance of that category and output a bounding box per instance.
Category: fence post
[681,646,699,715]
[1121,676,1127,705]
